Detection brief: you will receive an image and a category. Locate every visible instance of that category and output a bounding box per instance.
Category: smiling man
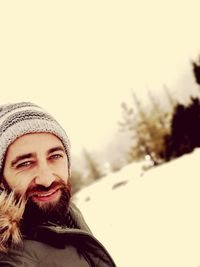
[0,102,116,267]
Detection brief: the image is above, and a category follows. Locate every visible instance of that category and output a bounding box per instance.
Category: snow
[73,149,200,267]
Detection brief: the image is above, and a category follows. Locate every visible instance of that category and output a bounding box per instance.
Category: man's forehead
[12,132,62,144]
[6,132,65,157]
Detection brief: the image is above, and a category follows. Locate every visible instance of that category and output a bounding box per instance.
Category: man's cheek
[14,182,33,200]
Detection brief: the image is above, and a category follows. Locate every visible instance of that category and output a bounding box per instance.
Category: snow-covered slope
[73,149,200,267]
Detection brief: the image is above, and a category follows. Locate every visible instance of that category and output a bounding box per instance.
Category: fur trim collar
[0,191,25,252]
[0,192,90,253]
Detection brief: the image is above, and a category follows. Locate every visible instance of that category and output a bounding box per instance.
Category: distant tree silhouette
[164,97,200,160]
[82,148,103,181]
[119,91,170,164]
[192,57,200,85]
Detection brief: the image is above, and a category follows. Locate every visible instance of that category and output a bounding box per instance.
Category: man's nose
[34,162,55,187]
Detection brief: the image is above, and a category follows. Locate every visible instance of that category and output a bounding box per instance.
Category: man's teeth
[35,191,54,197]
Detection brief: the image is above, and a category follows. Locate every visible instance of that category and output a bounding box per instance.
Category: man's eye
[16,161,32,168]
[49,154,63,160]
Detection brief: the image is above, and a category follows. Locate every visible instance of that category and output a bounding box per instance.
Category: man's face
[3,133,71,220]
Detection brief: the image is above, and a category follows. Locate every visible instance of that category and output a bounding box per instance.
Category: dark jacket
[0,192,116,267]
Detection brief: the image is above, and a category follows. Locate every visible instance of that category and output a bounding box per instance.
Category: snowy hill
[73,149,200,267]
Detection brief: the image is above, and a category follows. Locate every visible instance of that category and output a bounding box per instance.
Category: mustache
[25,180,70,199]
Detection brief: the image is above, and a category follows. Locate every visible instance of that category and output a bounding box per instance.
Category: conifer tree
[192,56,200,85]
[164,97,200,160]
[82,148,103,181]
[119,91,170,164]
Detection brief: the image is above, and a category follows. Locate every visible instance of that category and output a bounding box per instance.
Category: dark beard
[21,180,72,232]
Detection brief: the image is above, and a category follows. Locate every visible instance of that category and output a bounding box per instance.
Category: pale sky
[0,1,200,154]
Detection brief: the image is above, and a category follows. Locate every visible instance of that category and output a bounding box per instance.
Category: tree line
[119,55,200,165]
[71,54,200,194]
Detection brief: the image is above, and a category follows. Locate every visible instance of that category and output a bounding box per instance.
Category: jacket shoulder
[0,239,91,267]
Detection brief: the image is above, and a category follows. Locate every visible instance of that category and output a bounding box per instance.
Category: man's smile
[30,187,61,203]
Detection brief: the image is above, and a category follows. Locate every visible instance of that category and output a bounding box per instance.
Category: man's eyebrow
[11,153,34,167]
[47,146,65,154]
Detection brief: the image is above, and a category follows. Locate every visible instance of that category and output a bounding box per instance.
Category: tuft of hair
[0,191,26,252]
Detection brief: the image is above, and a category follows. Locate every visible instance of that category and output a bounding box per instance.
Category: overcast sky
[0,1,200,154]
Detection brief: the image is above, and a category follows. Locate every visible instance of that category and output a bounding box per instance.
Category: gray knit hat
[0,102,71,173]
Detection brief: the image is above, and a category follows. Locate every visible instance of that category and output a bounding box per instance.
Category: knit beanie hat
[0,102,71,174]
